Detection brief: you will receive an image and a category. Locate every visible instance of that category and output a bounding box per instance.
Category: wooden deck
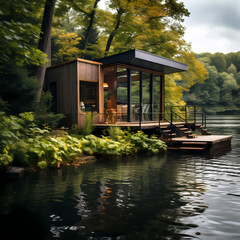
[168,135,232,151]
[93,121,232,152]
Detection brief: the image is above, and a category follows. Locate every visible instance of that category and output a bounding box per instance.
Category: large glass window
[117,68,128,121]
[153,75,161,120]
[131,70,140,121]
[80,81,98,112]
[103,66,117,110]
[142,72,151,121]
[103,65,162,122]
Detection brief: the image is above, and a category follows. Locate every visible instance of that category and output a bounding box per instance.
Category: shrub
[81,112,95,136]
[34,91,64,129]
[107,127,167,155]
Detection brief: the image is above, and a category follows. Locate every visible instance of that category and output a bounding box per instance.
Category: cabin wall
[77,61,99,82]
[77,60,103,128]
[45,61,78,127]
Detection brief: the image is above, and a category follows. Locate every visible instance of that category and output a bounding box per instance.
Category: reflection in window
[131,70,140,121]
[153,75,161,120]
[80,81,98,112]
[142,72,151,121]
[117,68,128,121]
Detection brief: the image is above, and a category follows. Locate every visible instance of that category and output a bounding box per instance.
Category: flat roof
[97,49,187,74]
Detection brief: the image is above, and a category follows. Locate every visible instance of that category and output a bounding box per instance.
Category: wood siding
[77,61,99,82]
[45,61,78,126]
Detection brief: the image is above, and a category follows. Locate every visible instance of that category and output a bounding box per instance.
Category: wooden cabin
[44,49,187,128]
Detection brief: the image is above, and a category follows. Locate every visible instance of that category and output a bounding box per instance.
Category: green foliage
[51,0,190,60]
[34,91,64,129]
[0,61,40,114]
[0,0,47,66]
[210,53,227,72]
[0,112,166,169]
[81,112,95,136]
[130,131,167,154]
[37,161,47,169]
[183,51,240,114]
[0,111,83,169]
[0,97,9,112]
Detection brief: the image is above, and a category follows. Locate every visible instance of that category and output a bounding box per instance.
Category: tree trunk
[82,0,100,52]
[37,0,56,101]
[104,10,123,57]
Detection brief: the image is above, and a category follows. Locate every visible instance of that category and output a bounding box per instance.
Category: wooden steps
[168,147,205,150]
[167,140,207,151]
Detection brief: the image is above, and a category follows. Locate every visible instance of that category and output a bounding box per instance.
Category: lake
[0,116,240,240]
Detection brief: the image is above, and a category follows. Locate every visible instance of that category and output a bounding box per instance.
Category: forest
[183,52,240,114]
[0,0,239,116]
[0,0,208,115]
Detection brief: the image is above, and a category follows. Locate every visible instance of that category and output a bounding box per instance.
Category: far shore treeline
[183,52,240,115]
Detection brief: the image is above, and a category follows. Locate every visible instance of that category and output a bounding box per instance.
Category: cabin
[45,49,232,151]
[45,49,187,127]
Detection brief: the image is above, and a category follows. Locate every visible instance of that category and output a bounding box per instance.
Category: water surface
[0,116,240,239]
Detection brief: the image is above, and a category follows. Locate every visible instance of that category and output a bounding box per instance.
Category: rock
[6,167,25,179]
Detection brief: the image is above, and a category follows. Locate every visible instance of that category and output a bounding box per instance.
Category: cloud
[182,0,240,53]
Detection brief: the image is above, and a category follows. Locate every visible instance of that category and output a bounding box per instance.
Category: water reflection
[69,154,211,239]
[0,116,240,239]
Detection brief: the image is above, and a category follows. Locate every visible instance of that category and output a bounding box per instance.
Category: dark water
[0,116,240,240]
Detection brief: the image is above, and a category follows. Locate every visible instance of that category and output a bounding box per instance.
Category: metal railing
[170,105,207,127]
[79,105,208,133]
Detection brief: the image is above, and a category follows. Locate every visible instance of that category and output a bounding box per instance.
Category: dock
[167,135,232,151]
[93,120,232,152]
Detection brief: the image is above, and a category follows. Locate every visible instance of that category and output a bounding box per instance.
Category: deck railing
[170,105,207,127]
[79,105,207,130]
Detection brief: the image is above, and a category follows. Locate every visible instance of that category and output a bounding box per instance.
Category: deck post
[139,72,143,130]
[127,69,131,122]
[150,74,153,121]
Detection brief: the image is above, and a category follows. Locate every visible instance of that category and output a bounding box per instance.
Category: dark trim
[139,72,143,124]
[47,58,102,70]
[103,63,164,76]
[127,69,131,122]
[98,49,187,74]
[150,74,153,121]
[160,75,163,114]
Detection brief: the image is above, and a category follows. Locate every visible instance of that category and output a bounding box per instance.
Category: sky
[182,0,240,54]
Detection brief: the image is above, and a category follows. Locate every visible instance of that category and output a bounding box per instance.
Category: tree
[0,0,46,66]
[82,0,101,52]
[210,53,227,72]
[0,61,40,114]
[57,0,102,58]
[227,63,237,76]
[53,31,81,62]
[225,52,240,72]
[0,0,47,113]
[37,0,57,101]
[175,52,208,89]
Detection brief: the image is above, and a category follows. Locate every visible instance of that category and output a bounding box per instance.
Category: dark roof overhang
[97,49,187,74]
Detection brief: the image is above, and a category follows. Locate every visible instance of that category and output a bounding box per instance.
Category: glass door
[142,72,151,121]
[130,70,140,121]
[153,75,161,121]
[117,67,128,121]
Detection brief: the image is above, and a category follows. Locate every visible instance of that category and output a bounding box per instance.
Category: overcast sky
[182,0,240,54]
